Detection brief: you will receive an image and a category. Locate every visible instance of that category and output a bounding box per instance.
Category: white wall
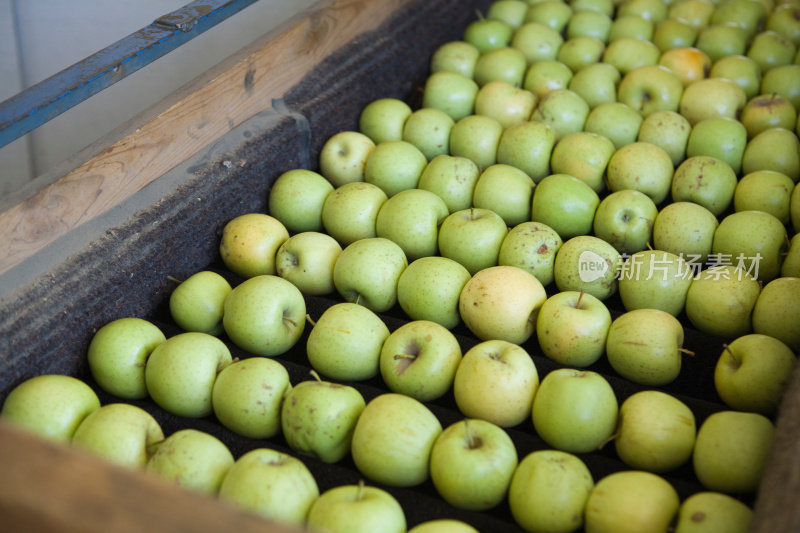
[0,0,318,199]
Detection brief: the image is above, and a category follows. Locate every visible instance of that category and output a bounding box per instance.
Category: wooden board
[0,0,407,278]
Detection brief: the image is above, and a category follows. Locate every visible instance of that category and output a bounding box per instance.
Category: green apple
[321,181,388,245]
[144,332,232,418]
[637,110,692,166]
[1,374,100,442]
[332,237,408,312]
[572,0,614,17]
[453,339,540,428]
[768,3,800,47]
[429,418,518,510]
[416,154,480,213]
[567,62,621,110]
[375,188,449,261]
[530,173,600,240]
[532,368,619,453]
[218,448,319,526]
[280,372,366,463]
[658,47,711,87]
[679,76,747,125]
[525,0,574,33]
[169,271,232,335]
[306,302,390,381]
[422,71,480,121]
[223,274,306,356]
[536,290,612,367]
[463,17,514,53]
[71,403,164,469]
[508,449,594,533]
[608,14,655,41]
[685,116,748,175]
[402,107,455,161]
[496,120,558,182]
[567,10,613,41]
[752,276,800,352]
[692,410,775,494]
[583,102,644,150]
[708,54,762,100]
[740,93,798,139]
[760,64,800,110]
[459,265,547,345]
[358,97,412,144]
[783,233,800,277]
[306,482,406,533]
[267,168,334,233]
[488,0,529,28]
[146,428,234,494]
[275,231,342,296]
[218,213,289,278]
[556,36,607,72]
[364,140,428,197]
[602,37,661,75]
[712,210,788,282]
[498,220,563,286]
[741,127,800,182]
[396,256,472,329]
[350,392,442,487]
[794,182,800,232]
[606,141,674,205]
[617,0,667,23]
[747,29,796,72]
[652,201,718,265]
[408,520,479,533]
[671,155,737,217]
[584,470,680,533]
[511,22,565,64]
[449,114,504,171]
[685,265,762,339]
[437,207,509,275]
[87,317,166,399]
[695,22,749,62]
[606,308,688,386]
[614,390,696,473]
[618,250,695,316]
[652,19,698,51]
[553,235,622,300]
[474,80,537,129]
[531,88,591,142]
[211,357,290,439]
[430,40,481,78]
[710,0,767,40]
[734,170,795,224]
[379,320,462,402]
[474,46,529,87]
[617,64,684,116]
[592,189,658,255]
[523,59,574,100]
[318,130,376,187]
[715,333,797,416]
[673,491,754,533]
[668,0,715,31]
[472,163,535,226]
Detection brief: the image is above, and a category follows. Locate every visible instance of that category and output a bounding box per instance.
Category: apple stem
[722,343,738,365]
[309,369,323,383]
[678,347,695,357]
[394,353,417,360]
[645,241,653,251]
[597,431,618,450]
[575,290,585,309]
[356,479,366,502]
[166,275,183,284]
[463,418,482,449]
[305,314,317,327]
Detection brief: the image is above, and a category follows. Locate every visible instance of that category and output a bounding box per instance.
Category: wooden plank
[0,0,408,277]
[0,420,303,533]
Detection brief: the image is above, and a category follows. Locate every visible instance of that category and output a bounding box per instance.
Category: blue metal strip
[0,0,259,149]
